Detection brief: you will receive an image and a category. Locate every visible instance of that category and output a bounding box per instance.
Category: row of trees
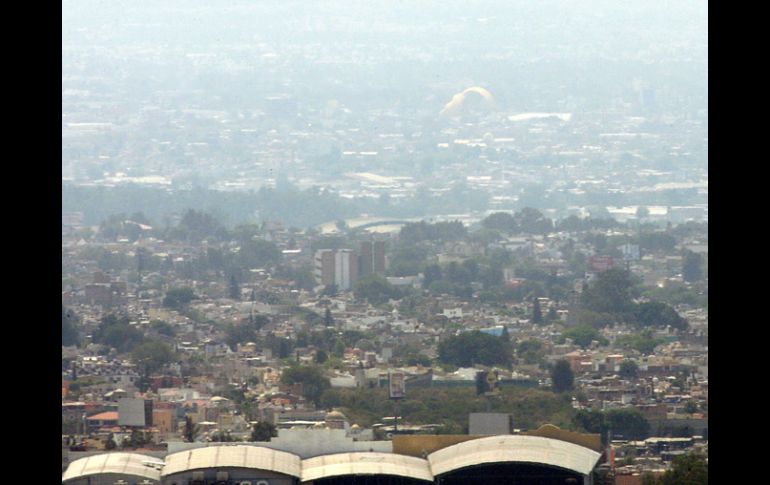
[65,182,706,237]
[641,453,707,485]
[580,269,689,331]
[399,220,468,244]
[319,386,575,432]
[64,183,357,233]
[481,208,554,235]
[437,330,513,368]
[572,407,651,441]
[423,260,504,298]
[353,274,410,305]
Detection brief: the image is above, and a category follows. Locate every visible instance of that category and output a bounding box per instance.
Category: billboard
[621,244,641,262]
[469,413,513,435]
[589,256,614,272]
[118,398,153,427]
[389,372,405,399]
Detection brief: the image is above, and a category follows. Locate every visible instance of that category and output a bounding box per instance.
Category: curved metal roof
[62,452,162,483]
[301,452,433,483]
[440,86,496,116]
[162,445,302,478]
[427,435,602,477]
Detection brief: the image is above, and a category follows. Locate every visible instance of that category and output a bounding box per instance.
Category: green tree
[163,287,197,309]
[324,308,334,327]
[560,325,608,348]
[581,268,637,315]
[211,430,239,442]
[606,408,650,440]
[127,428,149,448]
[250,421,278,441]
[333,338,346,358]
[479,265,504,289]
[517,340,545,365]
[546,306,559,322]
[423,264,443,289]
[683,400,699,415]
[438,331,513,368]
[633,301,688,331]
[551,360,574,393]
[682,250,704,282]
[236,239,282,268]
[615,330,662,355]
[225,322,255,351]
[169,209,228,243]
[285,265,316,291]
[131,341,176,375]
[514,207,553,235]
[135,246,153,283]
[150,319,176,337]
[354,274,401,305]
[399,221,467,244]
[228,274,241,300]
[388,246,429,277]
[642,452,709,485]
[572,409,605,436]
[315,349,328,364]
[428,279,454,296]
[638,232,677,253]
[619,360,639,379]
[62,305,79,347]
[532,298,543,324]
[281,365,331,407]
[573,408,650,441]
[481,212,517,233]
[183,416,198,442]
[297,307,323,326]
[105,433,117,450]
[93,314,144,353]
[576,309,616,328]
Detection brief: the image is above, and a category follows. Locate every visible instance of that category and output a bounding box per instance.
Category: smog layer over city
[62,2,707,484]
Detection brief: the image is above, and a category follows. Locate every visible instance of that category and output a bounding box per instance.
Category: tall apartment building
[334,249,358,291]
[315,249,358,291]
[314,249,336,286]
[358,241,386,277]
[315,243,385,291]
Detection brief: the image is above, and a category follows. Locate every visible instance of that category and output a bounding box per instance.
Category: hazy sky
[65,1,707,121]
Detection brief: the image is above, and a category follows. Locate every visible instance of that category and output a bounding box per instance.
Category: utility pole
[388,372,405,438]
[394,399,400,434]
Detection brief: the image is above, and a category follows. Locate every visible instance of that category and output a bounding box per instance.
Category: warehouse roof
[427,435,602,477]
[162,445,301,478]
[301,452,433,483]
[62,452,162,483]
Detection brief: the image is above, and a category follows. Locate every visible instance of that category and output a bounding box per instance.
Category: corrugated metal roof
[301,452,433,482]
[64,436,602,483]
[62,452,162,483]
[162,445,301,478]
[427,435,602,477]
